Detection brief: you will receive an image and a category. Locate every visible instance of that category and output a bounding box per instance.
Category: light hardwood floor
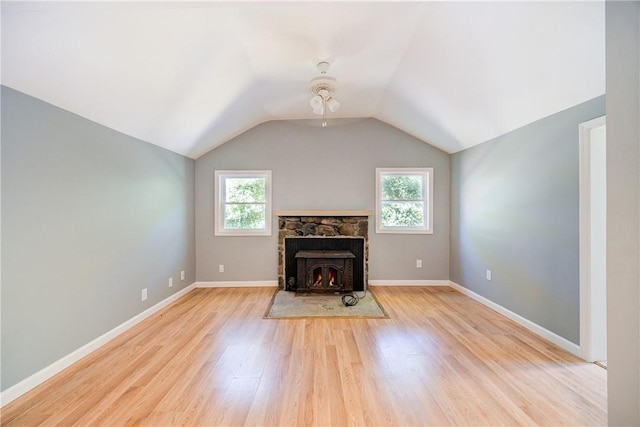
[1,286,607,426]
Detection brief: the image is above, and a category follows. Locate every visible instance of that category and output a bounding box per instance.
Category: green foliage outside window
[224,178,266,229]
[380,175,424,227]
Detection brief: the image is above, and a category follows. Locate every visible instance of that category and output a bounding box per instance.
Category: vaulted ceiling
[2,1,605,159]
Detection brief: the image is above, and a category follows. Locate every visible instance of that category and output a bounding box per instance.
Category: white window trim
[214,170,272,236]
[375,167,433,234]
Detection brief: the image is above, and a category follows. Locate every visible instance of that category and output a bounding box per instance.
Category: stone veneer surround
[276,210,371,289]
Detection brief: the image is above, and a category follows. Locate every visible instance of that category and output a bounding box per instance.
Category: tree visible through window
[224,177,266,229]
[215,171,272,236]
[376,168,433,234]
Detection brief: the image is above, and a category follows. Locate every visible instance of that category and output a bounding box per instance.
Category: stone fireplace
[276,210,371,292]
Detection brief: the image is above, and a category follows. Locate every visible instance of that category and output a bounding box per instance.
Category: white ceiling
[2,1,605,159]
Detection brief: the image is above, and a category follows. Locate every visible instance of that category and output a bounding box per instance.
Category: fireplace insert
[295,250,355,293]
[284,237,365,292]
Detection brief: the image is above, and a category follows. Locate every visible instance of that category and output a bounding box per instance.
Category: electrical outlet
[486,270,492,281]
[416,259,423,268]
[169,277,173,288]
[219,264,225,273]
[141,288,147,301]
[180,271,185,280]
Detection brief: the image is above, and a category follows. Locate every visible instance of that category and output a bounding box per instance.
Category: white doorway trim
[579,115,607,362]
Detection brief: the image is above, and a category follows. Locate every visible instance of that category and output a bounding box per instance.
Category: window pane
[381,201,424,227]
[224,204,266,229]
[225,178,266,203]
[381,175,423,201]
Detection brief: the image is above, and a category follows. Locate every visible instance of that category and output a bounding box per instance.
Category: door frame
[579,115,607,362]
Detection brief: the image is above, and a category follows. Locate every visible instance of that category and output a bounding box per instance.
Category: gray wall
[450,96,605,344]
[1,87,196,391]
[606,2,640,424]
[195,118,450,282]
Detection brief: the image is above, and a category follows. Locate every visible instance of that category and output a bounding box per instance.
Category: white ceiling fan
[309,61,340,127]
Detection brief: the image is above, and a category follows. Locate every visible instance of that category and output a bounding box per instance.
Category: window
[376,168,433,234]
[215,170,272,236]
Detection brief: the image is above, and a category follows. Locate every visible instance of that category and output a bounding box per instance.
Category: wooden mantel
[275,210,373,217]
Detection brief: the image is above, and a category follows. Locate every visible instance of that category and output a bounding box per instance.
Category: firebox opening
[311,265,341,289]
[312,267,338,288]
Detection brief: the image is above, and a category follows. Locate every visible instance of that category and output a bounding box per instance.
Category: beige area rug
[264,289,388,319]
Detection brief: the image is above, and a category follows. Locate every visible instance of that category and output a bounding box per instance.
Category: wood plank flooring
[1,286,607,426]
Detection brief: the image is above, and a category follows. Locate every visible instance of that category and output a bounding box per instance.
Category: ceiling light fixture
[310,61,340,127]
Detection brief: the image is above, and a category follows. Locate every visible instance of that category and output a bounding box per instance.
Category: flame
[329,269,337,286]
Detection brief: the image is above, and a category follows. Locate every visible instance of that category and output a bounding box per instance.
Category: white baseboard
[195,280,278,288]
[368,280,450,286]
[448,281,582,358]
[0,283,197,408]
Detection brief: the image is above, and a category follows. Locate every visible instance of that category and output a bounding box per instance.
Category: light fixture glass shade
[327,97,340,113]
[310,95,322,109]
